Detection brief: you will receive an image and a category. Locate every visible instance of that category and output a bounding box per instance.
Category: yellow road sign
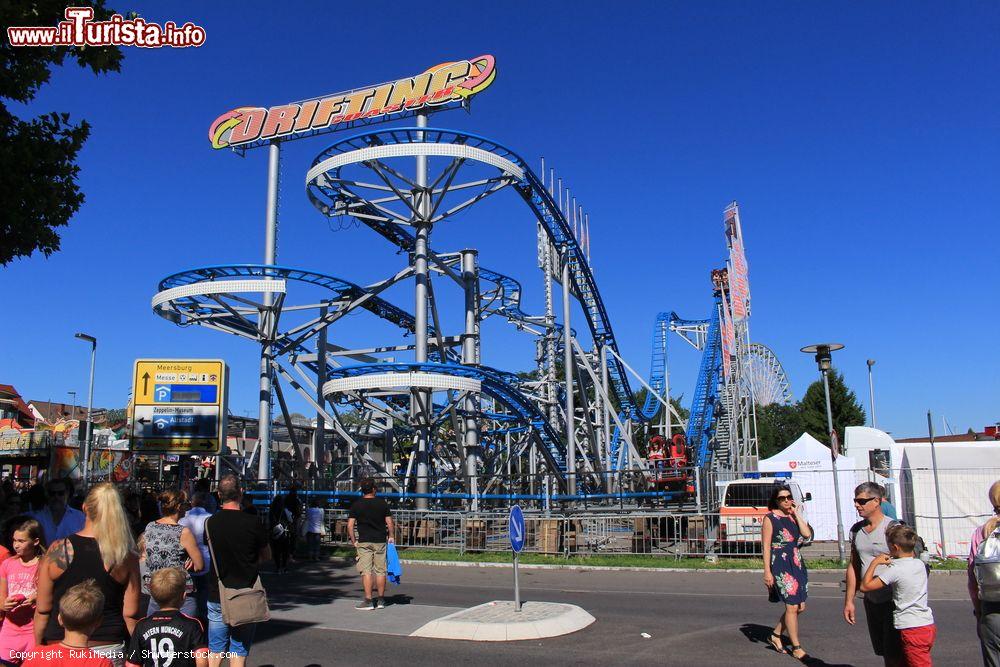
[130,359,228,454]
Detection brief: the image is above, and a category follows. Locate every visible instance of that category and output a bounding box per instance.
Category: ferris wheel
[745,343,794,407]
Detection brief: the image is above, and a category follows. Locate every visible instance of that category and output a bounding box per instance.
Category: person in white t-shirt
[861,524,936,667]
[29,478,85,545]
[305,500,324,561]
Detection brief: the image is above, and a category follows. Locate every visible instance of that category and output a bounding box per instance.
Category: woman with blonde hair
[33,482,142,667]
[970,480,1000,666]
[140,489,203,615]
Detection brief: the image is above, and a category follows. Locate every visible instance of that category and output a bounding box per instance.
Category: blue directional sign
[153,384,218,404]
[508,505,525,553]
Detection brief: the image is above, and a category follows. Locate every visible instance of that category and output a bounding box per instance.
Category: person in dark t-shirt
[202,476,269,667]
[347,478,394,611]
[126,568,207,667]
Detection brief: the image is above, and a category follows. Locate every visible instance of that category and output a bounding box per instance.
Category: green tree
[756,402,805,459]
[799,369,866,447]
[0,1,125,265]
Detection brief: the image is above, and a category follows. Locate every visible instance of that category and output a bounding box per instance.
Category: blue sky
[2,1,997,438]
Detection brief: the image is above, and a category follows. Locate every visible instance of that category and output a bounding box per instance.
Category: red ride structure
[648,434,690,493]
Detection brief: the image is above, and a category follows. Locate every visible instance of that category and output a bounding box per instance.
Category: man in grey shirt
[844,481,902,666]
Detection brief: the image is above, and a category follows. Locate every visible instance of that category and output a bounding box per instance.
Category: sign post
[130,360,228,455]
[508,505,525,612]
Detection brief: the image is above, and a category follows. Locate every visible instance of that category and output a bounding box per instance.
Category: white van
[716,477,810,554]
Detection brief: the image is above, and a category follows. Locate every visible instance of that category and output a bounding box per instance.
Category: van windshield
[724,483,777,508]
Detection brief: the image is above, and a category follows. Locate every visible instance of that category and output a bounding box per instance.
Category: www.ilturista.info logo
[7,7,205,48]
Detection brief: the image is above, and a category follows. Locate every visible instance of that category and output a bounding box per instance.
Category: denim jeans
[207,601,256,657]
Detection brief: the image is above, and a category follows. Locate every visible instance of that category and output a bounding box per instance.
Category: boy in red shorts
[861,524,936,667]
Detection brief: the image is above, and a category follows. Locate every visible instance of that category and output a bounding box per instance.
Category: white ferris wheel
[745,343,793,407]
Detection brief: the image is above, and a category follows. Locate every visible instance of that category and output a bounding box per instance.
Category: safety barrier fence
[245,466,1000,559]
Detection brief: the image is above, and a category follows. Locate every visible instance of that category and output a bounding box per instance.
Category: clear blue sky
[3,1,997,438]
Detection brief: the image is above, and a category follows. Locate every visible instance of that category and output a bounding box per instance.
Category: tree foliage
[756,402,805,460]
[799,369,866,448]
[0,1,124,265]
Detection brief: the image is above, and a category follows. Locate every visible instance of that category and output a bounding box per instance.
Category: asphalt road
[247,560,979,667]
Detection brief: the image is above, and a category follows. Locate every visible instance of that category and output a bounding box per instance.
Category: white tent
[896,443,1000,557]
[759,433,863,541]
[845,426,1000,557]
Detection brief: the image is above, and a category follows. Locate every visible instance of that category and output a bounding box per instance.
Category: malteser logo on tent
[7,7,206,48]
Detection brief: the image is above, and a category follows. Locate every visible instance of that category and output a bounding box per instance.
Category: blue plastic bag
[386,542,403,585]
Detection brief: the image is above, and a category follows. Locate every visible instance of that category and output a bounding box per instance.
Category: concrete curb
[410,600,595,641]
[398,558,967,575]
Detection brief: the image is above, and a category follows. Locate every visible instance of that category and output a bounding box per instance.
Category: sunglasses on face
[777,495,793,501]
[854,497,878,506]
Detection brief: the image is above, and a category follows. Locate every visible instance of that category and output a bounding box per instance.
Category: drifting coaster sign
[130,359,228,454]
[208,54,497,150]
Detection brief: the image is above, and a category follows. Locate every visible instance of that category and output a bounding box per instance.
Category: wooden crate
[466,519,486,550]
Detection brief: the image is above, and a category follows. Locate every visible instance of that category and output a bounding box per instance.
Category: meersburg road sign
[131,359,228,454]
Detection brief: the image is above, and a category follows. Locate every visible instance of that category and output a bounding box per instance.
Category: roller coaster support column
[461,249,480,510]
[413,113,431,509]
[315,305,328,473]
[601,345,611,490]
[258,139,280,482]
[562,250,576,495]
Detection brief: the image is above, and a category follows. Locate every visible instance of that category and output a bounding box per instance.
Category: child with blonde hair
[23,580,112,666]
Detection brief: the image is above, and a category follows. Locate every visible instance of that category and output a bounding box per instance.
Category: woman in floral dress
[762,484,812,661]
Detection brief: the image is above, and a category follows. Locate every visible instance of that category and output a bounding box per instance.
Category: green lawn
[318,545,968,571]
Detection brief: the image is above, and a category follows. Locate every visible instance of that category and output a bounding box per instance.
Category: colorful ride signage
[209,55,496,150]
[130,359,228,454]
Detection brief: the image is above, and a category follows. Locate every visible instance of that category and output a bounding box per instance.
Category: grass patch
[319,546,967,570]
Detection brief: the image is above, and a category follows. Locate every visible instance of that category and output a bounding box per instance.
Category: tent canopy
[759,432,861,541]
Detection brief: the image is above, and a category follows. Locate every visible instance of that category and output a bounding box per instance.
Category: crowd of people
[760,479,1000,666]
[0,475,284,666]
[1,473,999,665]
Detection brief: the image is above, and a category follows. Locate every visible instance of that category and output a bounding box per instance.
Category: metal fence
[291,466,1000,559]
[318,509,724,557]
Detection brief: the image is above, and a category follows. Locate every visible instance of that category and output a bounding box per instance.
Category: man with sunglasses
[29,478,84,544]
[844,481,902,666]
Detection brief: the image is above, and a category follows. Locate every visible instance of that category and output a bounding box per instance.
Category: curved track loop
[306,127,641,422]
[323,362,568,485]
[155,264,457,362]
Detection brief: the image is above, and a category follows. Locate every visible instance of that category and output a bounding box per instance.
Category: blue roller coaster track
[306,127,643,424]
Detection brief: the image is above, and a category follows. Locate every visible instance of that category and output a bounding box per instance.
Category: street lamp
[801,342,846,564]
[67,391,77,422]
[866,359,877,429]
[74,333,97,486]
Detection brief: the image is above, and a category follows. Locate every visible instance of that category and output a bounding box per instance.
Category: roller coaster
[152,60,792,511]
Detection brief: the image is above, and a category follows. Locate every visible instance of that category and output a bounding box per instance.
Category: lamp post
[866,359,877,429]
[67,391,77,422]
[74,333,97,487]
[801,343,846,564]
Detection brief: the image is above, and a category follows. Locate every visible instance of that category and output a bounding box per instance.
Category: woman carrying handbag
[762,484,813,661]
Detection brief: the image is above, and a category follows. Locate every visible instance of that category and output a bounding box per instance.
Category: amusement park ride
[151,56,793,511]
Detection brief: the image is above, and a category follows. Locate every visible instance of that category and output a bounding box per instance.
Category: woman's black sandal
[768,632,786,654]
[790,645,809,661]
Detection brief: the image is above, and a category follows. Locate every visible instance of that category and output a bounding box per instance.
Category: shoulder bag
[206,523,270,626]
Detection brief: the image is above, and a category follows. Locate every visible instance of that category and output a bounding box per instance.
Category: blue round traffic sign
[508,505,525,553]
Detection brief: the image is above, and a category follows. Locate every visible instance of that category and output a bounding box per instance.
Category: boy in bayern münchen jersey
[126,568,207,667]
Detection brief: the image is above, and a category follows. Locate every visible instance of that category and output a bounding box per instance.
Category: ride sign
[130,359,228,454]
[209,55,496,150]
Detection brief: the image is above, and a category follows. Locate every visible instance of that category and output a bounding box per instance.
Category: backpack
[974,526,1000,602]
[850,519,929,570]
